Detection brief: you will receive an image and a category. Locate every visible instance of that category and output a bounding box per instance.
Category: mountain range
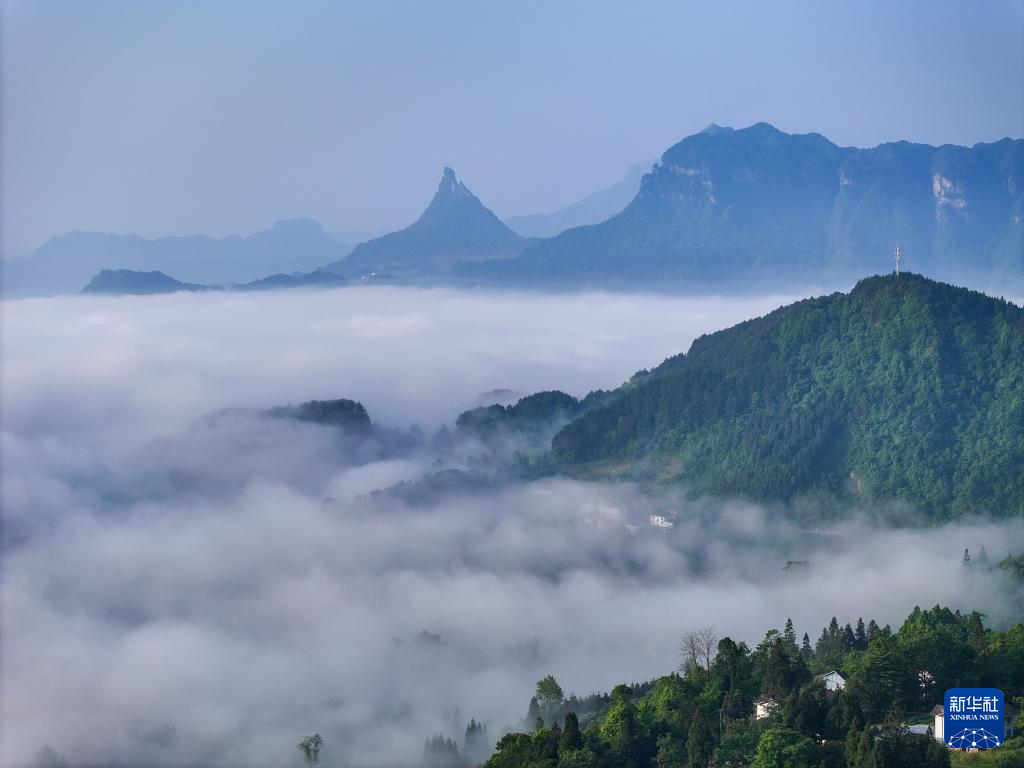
[9,123,1024,297]
[80,268,347,295]
[3,218,350,298]
[471,124,1024,291]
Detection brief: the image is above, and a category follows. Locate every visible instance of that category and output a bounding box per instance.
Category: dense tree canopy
[551,274,1024,520]
[479,604,1024,768]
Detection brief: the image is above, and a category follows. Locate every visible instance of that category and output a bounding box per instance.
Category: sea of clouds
[2,286,1021,768]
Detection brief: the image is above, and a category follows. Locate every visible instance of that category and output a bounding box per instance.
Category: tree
[714,719,760,768]
[751,725,818,768]
[465,718,490,766]
[855,618,867,650]
[559,712,582,752]
[783,619,798,655]
[601,685,640,767]
[681,626,718,675]
[525,696,541,726]
[763,639,795,700]
[535,675,565,721]
[870,732,948,768]
[843,623,856,651]
[656,733,687,768]
[800,633,814,665]
[296,734,323,767]
[867,619,880,642]
[424,735,460,768]
[483,733,531,768]
[711,637,752,695]
[967,611,986,651]
[686,709,714,768]
[977,545,990,567]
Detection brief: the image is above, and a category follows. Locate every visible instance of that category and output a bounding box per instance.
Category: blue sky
[2,0,1022,255]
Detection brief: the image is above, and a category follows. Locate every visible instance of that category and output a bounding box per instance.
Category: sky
[2,0,1022,256]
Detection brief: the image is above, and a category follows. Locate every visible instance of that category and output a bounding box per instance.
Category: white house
[931,705,945,743]
[754,695,777,720]
[816,671,846,692]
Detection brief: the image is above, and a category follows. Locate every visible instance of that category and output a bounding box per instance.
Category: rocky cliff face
[478,124,1023,290]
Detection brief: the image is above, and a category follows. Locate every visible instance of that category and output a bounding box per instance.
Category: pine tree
[855,618,867,650]
[977,545,990,567]
[842,623,856,650]
[560,712,583,752]
[764,639,794,699]
[867,619,879,642]
[962,548,972,569]
[800,632,814,664]
[686,709,714,768]
[525,696,540,726]
[464,719,489,766]
[784,618,797,646]
[967,611,986,651]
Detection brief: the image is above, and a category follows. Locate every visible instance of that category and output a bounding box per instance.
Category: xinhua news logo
[944,688,1004,749]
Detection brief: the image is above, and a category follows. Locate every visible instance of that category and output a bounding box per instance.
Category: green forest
[550,274,1024,520]
[475,604,1024,768]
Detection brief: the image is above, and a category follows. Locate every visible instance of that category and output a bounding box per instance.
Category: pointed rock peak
[431,166,475,204]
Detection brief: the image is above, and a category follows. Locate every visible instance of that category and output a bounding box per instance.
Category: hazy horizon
[3,0,1022,257]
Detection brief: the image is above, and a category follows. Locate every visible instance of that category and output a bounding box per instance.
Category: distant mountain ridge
[80,268,347,295]
[504,160,654,238]
[81,270,209,295]
[10,123,1023,297]
[324,167,527,279]
[472,123,1024,292]
[4,218,350,297]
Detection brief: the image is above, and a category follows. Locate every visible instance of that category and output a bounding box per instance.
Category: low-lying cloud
[2,286,1020,768]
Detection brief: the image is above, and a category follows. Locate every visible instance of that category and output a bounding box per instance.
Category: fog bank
[2,286,1019,768]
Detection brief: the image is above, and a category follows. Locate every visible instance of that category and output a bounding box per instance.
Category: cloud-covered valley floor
[2,286,1020,768]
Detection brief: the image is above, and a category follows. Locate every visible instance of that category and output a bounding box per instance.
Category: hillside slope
[551,273,1024,518]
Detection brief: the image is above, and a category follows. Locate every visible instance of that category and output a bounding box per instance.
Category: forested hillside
[551,274,1024,519]
[478,604,1024,768]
